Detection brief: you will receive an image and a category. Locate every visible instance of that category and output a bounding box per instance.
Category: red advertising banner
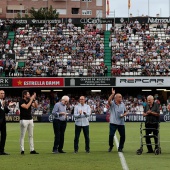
[12,78,64,87]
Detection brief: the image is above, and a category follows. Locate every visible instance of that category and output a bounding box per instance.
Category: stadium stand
[110,21,170,76]
[1,20,170,77]
[12,23,106,77]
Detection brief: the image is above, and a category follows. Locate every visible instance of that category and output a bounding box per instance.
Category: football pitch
[1,122,170,170]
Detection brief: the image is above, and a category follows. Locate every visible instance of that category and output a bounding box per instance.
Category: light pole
[169,0,170,17]
[20,3,22,18]
[148,0,150,16]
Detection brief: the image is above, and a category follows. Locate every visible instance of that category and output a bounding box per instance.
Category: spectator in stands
[108,88,127,153]
[143,95,160,153]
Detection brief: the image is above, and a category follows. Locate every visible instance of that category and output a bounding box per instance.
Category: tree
[29,5,59,19]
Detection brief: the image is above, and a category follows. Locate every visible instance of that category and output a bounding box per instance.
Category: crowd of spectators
[1,20,170,77]
[4,93,50,115]
[3,91,170,115]
[110,20,170,76]
[65,93,167,115]
[12,22,108,77]
[0,20,17,76]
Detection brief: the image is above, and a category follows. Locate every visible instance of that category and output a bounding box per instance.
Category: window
[7,10,25,13]
[96,0,102,6]
[96,10,102,17]
[82,10,92,15]
[72,8,79,14]
[57,9,67,15]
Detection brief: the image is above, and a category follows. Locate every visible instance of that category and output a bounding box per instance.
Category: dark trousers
[145,123,159,151]
[53,119,67,151]
[74,125,90,151]
[109,123,125,149]
[0,122,6,153]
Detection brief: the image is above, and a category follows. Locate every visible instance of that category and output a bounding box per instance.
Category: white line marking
[114,135,129,170]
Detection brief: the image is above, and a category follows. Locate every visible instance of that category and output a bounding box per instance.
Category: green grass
[1,122,170,170]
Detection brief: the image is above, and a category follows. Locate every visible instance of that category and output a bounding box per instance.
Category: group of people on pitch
[0,88,159,155]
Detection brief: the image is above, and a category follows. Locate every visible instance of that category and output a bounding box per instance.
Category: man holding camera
[74,96,91,153]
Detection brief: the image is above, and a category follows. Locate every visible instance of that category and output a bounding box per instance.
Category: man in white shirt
[74,96,91,153]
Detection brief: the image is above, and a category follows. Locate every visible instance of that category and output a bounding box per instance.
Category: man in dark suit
[0,90,10,155]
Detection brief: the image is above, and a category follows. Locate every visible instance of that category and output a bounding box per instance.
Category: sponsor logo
[48,115,55,122]
[120,18,124,23]
[0,78,11,87]
[68,18,72,23]
[80,18,102,24]
[148,18,170,23]
[0,78,9,84]
[119,78,164,84]
[31,19,61,24]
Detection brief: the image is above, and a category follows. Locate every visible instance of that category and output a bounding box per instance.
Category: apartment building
[0,0,106,19]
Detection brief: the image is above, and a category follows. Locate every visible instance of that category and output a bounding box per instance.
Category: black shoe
[118,148,123,152]
[86,150,90,153]
[58,150,66,153]
[108,147,113,152]
[21,151,24,155]
[0,152,10,155]
[30,150,39,154]
[147,150,154,153]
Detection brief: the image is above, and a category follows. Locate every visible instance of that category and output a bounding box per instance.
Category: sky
[108,0,170,18]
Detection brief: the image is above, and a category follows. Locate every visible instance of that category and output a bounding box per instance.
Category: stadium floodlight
[91,90,101,92]
[157,89,166,90]
[41,90,51,92]
[142,89,152,91]
[164,90,170,92]
[53,89,63,92]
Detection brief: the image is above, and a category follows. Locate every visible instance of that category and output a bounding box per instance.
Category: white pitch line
[114,135,129,170]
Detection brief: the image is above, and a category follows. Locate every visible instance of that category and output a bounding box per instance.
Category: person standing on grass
[108,88,127,153]
[19,90,39,155]
[74,96,91,153]
[0,90,10,155]
[143,95,160,153]
[52,95,69,154]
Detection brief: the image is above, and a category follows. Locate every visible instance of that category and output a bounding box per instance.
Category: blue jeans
[109,123,125,150]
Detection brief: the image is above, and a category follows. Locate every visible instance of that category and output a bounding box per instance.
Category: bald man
[143,95,160,153]
[107,88,127,152]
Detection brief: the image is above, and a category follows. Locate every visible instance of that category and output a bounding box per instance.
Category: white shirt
[0,99,4,110]
[74,103,91,126]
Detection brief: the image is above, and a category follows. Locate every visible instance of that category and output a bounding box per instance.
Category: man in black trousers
[0,90,10,155]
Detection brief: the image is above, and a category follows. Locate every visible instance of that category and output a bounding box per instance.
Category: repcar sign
[116,77,169,87]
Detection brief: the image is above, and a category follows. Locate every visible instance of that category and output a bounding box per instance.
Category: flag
[128,0,131,9]
[106,0,110,15]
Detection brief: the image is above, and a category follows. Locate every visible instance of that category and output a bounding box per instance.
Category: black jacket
[0,102,10,125]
